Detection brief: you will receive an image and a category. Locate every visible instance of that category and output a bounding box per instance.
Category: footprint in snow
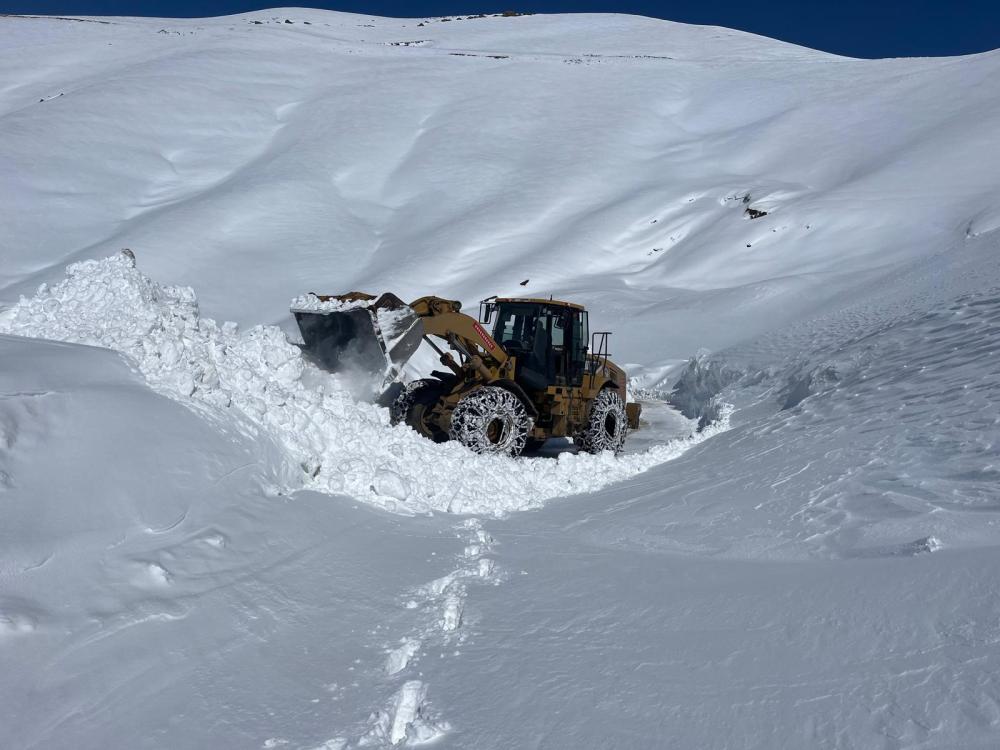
[385,638,421,676]
[131,561,172,588]
[0,600,42,636]
[361,681,448,746]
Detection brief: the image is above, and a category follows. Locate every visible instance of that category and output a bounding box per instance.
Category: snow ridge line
[0,253,730,516]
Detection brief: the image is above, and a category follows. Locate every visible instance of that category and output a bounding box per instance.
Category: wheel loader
[292,291,641,456]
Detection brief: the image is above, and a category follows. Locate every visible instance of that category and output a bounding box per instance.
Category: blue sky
[5,0,999,59]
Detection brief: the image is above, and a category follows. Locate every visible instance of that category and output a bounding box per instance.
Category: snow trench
[0,254,728,516]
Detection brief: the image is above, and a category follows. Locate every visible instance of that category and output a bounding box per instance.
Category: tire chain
[449,386,534,457]
[577,388,628,455]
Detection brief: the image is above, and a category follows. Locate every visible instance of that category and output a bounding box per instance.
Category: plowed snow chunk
[373,469,410,502]
[441,594,464,632]
[0,255,729,517]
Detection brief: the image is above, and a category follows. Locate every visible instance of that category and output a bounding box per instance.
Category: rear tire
[578,389,628,455]
[449,386,533,457]
[391,379,448,442]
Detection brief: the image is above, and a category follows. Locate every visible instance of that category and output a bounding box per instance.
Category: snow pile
[361,680,449,747]
[0,254,727,516]
[289,293,369,313]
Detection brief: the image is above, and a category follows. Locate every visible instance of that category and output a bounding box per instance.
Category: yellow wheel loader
[292,292,641,457]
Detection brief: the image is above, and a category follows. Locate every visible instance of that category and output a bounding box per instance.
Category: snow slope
[0,252,726,515]
[444,231,1000,749]
[2,8,1000,750]
[3,9,999,362]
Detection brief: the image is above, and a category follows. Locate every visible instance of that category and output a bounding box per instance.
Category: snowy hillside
[2,8,1000,750]
[4,9,1000,362]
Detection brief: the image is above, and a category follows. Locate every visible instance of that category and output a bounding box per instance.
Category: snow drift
[0,252,725,516]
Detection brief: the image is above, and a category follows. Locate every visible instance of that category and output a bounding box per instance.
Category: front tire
[449,386,533,457]
[578,389,628,455]
[391,379,448,442]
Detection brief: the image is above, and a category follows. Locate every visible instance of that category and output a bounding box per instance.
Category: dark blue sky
[6,0,999,59]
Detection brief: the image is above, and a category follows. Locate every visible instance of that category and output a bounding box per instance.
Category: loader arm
[409,296,510,371]
[292,291,514,388]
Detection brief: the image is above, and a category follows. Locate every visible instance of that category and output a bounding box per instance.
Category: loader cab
[483,298,589,392]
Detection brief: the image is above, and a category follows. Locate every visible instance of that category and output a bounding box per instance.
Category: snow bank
[0,254,726,516]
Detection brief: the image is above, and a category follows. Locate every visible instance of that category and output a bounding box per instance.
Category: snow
[289,293,370,313]
[0,252,725,516]
[384,638,421,676]
[2,7,1000,750]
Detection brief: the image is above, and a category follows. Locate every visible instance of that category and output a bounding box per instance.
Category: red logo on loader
[473,322,496,351]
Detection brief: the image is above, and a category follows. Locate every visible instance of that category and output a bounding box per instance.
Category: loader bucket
[293,292,424,381]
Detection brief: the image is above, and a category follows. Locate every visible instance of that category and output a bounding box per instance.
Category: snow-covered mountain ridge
[3,9,999,364]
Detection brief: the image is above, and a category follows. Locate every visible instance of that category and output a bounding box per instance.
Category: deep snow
[2,8,1000,750]
[0,252,727,516]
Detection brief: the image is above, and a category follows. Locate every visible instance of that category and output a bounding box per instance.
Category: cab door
[566,309,588,387]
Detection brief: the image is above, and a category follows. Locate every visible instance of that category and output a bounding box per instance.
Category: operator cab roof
[495,297,586,311]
